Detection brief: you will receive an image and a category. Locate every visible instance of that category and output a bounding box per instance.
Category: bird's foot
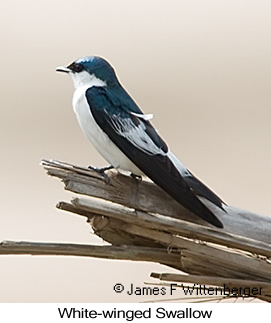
[88,165,114,183]
[88,165,114,173]
[130,173,142,182]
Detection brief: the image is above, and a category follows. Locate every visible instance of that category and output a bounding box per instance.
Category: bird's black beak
[56,66,71,73]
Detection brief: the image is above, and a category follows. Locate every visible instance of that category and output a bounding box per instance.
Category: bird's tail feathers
[167,151,225,210]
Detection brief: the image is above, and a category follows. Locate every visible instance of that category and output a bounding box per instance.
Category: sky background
[0,0,270,302]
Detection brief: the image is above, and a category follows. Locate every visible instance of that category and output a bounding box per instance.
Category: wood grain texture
[41,159,271,243]
[2,159,270,302]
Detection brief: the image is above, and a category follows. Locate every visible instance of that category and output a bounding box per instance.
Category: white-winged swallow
[57,56,225,228]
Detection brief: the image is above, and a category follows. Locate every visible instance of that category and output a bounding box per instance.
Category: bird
[56,56,225,228]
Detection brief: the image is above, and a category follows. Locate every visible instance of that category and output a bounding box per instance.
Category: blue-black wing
[86,86,224,228]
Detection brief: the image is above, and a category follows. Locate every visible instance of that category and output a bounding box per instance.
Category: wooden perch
[0,241,180,268]
[1,159,271,302]
[41,160,271,243]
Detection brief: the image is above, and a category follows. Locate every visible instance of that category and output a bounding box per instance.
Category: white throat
[70,70,107,89]
[71,71,107,110]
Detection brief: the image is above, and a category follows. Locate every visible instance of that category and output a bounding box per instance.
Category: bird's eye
[67,62,83,73]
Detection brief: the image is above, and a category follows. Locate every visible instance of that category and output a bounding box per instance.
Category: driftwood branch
[41,159,271,243]
[2,159,271,302]
[0,241,180,267]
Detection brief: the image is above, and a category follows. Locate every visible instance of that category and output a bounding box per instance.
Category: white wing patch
[109,114,166,156]
[130,112,154,120]
[167,151,190,176]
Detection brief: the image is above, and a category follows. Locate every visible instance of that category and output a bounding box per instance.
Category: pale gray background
[0,0,270,302]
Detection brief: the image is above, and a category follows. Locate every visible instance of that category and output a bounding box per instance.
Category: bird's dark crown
[67,56,118,85]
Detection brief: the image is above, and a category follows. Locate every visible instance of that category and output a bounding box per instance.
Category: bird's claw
[130,173,142,181]
[88,165,114,183]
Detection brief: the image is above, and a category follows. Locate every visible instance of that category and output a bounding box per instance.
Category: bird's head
[56,56,118,89]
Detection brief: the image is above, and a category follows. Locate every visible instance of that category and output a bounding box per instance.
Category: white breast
[71,75,143,175]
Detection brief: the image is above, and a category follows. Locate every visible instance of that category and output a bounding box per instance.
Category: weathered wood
[2,159,270,302]
[0,241,181,267]
[60,197,271,258]
[57,200,271,284]
[102,219,271,281]
[122,225,271,280]
[57,201,165,247]
[40,159,271,302]
[41,159,271,243]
